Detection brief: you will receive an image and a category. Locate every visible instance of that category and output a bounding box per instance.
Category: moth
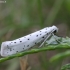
[0,25,58,57]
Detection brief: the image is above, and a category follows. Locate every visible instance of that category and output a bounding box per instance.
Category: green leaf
[61,63,70,70]
[50,51,70,62]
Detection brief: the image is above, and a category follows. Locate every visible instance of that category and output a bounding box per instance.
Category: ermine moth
[1,25,58,57]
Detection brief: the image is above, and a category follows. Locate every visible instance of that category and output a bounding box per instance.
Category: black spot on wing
[7,45,8,47]
[20,41,22,42]
[42,36,44,38]
[36,35,38,37]
[27,38,30,40]
[35,42,37,44]
[27,45,29,47]
[24,45,25,47]
[45,31,47,33]
[16,51,18,52]
[14,42,16,43]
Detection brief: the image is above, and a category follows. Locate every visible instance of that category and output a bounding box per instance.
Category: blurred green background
[0,0,70,70]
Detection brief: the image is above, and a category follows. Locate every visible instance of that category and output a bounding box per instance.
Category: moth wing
[1,40,27,57]
[1,41,11,57]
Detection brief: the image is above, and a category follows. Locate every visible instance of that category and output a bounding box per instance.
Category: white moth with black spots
[0,25,58,57]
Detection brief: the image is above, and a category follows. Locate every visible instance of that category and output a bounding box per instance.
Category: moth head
[52,25,58,34]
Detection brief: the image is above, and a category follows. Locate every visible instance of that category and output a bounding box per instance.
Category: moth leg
[51,33,61,44]
[39,34,51,48]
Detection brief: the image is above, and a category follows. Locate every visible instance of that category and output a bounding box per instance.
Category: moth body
[1,25,58,57]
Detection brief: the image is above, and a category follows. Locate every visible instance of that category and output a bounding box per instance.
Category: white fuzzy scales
[1,25,58,57]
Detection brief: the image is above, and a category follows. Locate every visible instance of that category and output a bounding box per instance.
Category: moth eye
[53,30,57,34]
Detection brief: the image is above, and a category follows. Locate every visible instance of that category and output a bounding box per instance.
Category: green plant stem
[0,44,70,63]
